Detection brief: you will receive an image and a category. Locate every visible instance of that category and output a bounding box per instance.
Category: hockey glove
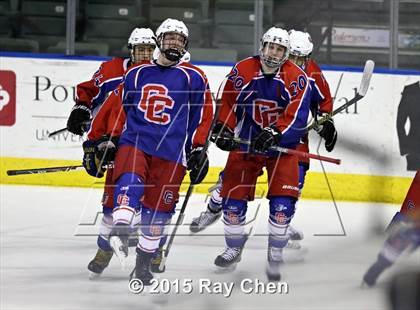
[95,135,119,165]
[67,104,91,136]
[187,146,209,185]
[211,122,238,151]
[82,140,106,178]
[316,119,337,152]
[252,126,282,153]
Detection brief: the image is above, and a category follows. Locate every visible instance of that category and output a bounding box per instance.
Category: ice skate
[266,246,284,282]
[214,247,243,271]
[87,248,113,280]
[189,207,222,233]
[150,246,165,273]
[285,240,302,250]
[131,249,154,286]
[266,261,282,281]
[109,224,130,271]
[287,225,304,241]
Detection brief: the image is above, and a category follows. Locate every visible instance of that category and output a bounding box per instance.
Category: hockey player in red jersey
[211,27,312,281]
[288,29,337,192]
[104,18,213,285]
[80,28,156,279]
[189,30,336,252]
[67,28,156,136]
[363,170,420,286]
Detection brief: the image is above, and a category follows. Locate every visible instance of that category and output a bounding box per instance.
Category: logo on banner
[0,70,16,126]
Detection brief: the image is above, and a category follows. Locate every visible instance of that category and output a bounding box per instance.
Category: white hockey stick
[309,60,375,130]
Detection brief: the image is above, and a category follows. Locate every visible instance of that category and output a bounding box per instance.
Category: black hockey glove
[251,126,282,153]
[67,104,91,136]
[95,135,119,165]
[211,122,238,151]
[82,140,106,178]
[316,119,337,152]
[187,146,209,185]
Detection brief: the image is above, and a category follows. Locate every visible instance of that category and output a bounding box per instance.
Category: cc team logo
[407,200,415,210]
[138,84,175,125]
[274,212,287,224]
[0,70,16,126]
[163,190,174,204]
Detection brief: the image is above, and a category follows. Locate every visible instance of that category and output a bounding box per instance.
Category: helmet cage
[130,44,155,63]
[157,31,188,62]
[260,41,289,68]
[259,27,290,68]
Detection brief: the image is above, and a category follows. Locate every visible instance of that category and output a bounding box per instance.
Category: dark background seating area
[0,0,419,69]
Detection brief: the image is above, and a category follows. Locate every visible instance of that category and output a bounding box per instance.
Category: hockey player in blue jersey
[107,18,213,285]
[188,30,335,253]
[210,27,312,281]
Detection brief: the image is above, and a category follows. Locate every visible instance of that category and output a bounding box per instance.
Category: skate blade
[189,221,211,233]
[88,271,101,280]
[214,264,237,274]
[189,225,201,233]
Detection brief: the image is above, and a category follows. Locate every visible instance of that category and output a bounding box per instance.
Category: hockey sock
[137,207,172,254]
[113,173,144,225]
[298,164,308,192]
[208,171,224,213]
[97,213,113,252]
[222,198,248,248]
[268,196,296,248]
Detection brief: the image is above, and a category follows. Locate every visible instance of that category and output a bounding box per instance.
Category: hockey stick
[158,98,222,272]
[48,120,91,138]
[308,59,375,130]
[7,165,84,176]
[233,138,341,165]
[47,127,68,138]
[7,162,113,176]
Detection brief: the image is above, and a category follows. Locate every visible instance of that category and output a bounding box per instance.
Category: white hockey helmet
[127,28,156,48]
[156,18,189,62]
[289,30,313,57]
[260,27,290,68]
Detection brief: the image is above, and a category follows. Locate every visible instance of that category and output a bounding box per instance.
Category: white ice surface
[1,185,419,310]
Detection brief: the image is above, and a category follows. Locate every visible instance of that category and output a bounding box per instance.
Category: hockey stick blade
[358,60,375,97]
[7,165,84,176]
[308,60,375,129]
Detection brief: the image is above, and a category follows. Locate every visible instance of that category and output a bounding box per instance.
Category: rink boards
[0,53,419,203]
